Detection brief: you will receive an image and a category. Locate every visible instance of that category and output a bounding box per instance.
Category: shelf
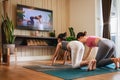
[14,35,57,39]
[15,45,55,48]
[14,35,57,47]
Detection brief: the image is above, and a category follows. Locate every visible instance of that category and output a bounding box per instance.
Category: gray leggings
[96,39,116,67]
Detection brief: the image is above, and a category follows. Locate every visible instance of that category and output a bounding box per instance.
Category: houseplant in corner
[1,14,15,62]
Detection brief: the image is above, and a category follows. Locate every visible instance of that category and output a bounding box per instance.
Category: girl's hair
[77,31,87,39]
[57,32,67,40]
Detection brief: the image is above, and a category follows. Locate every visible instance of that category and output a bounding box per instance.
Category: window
[97,0,120,57]
[110,0,117,43]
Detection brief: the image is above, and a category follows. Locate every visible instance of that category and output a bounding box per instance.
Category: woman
[66,40,96,70]
[52,32,96,71]
[51,32,67,65]
[77,31,120,69]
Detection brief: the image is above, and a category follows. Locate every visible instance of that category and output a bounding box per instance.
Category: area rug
[23,64,72,71]
[23,64,120,80]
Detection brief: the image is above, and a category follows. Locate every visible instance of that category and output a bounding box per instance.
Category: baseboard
[10,56,52,62]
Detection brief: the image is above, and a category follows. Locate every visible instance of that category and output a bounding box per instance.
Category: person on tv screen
[34,15,44,30]
[27,16,35,25]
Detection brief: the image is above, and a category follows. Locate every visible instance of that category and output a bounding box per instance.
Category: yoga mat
[24,64,72,71]
[23,64,120,80]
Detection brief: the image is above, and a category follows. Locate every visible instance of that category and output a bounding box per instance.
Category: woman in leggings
[77,31,120,69]
[52,32,96,71]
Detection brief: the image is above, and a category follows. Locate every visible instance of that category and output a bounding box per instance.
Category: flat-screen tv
[16,4,53,31]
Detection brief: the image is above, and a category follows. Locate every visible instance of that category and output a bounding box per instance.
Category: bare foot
[111,58,119,69]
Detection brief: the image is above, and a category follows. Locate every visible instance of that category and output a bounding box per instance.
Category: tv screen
[16,4,53,31]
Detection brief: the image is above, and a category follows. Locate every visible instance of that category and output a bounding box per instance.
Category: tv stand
[14,35,57,47]
[9,35,57,61]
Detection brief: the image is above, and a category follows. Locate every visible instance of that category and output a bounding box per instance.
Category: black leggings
[96,39,116,67]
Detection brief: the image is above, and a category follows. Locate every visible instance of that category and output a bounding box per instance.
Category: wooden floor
[0,60,120,80]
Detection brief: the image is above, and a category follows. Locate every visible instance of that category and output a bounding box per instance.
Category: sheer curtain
[110,0,120,57]
[115,0,120,57]
[97,0,120,57]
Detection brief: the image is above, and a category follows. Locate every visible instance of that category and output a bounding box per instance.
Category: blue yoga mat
[24,64,120,80]
[42,64,120,80]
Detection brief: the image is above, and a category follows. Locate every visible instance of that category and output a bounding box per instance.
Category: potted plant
[1,14,15,54]
[66,27,76,41]
[49,30,55,37]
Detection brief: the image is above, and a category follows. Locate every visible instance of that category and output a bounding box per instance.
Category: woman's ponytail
[83,31,87,36]
[77,31,87,39]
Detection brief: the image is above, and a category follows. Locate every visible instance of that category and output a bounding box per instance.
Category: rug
[24,64,72,71]
[23,64,120,80]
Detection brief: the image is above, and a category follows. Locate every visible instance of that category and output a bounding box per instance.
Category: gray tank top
[61,41,69,50]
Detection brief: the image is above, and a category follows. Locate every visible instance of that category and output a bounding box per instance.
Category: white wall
[69,0,97,59]
[69,0,96,35]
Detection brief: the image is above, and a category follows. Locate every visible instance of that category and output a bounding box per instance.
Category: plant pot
[2,44,15,63]
[3,44,15,54]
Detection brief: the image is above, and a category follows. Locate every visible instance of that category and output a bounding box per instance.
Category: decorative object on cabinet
[30,31,39,36]
[49,30,55,37]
